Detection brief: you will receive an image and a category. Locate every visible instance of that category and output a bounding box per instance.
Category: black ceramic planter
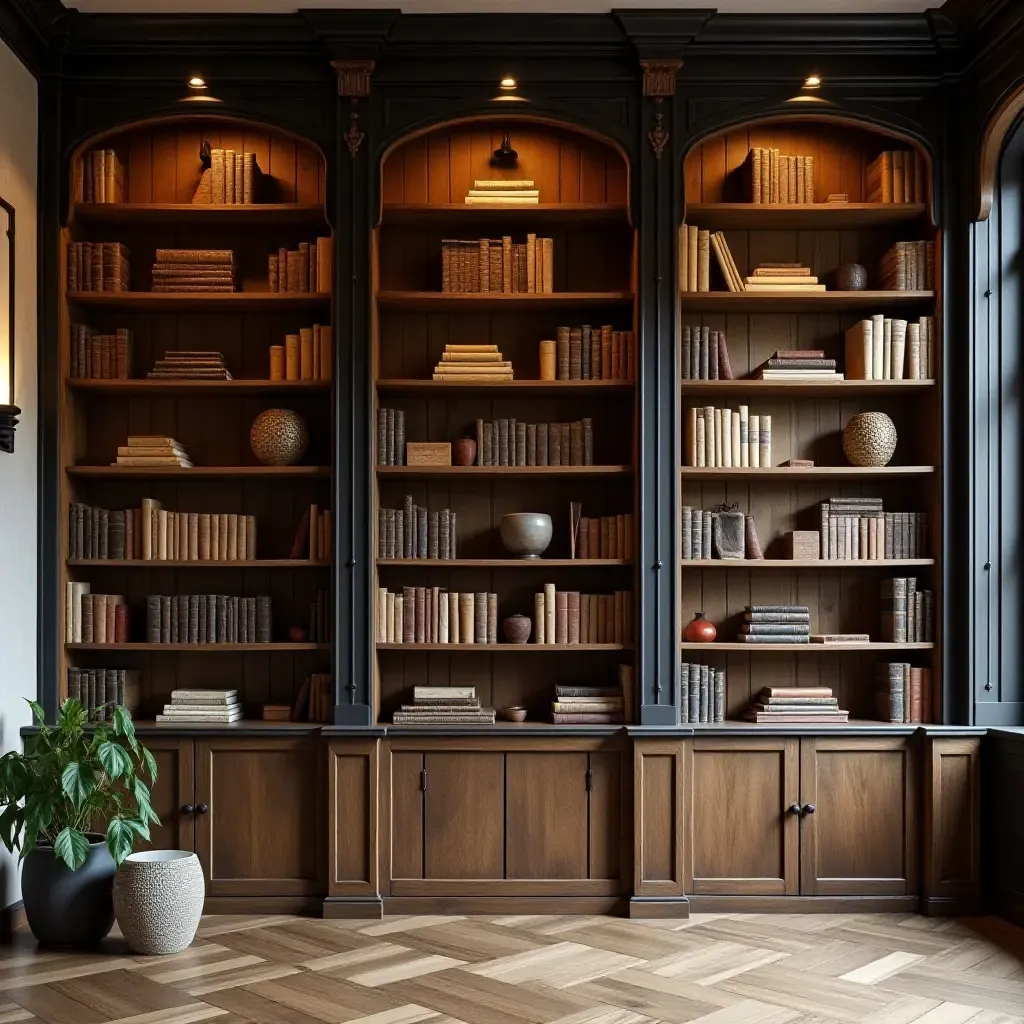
[22,835,115,946]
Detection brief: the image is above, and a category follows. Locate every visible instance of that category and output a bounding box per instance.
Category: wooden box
[786,530,820,560]
[406,442,451,466]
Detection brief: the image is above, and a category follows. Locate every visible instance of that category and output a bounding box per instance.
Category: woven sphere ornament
[842,411,897,467]
[250,408,309,466]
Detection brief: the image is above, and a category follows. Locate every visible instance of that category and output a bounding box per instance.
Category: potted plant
[0,698,159,946]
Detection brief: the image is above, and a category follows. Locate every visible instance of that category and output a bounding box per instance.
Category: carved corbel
[332,60,374,158]
[641,60,682,160]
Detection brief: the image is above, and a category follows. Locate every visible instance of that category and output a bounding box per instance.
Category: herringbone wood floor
[0,913,1022,1024]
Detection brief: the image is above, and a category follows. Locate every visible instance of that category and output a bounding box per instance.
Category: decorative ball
[503,614,532,644]
[835,262,868,291]
[250,409,308,466]
[843,411,897,467]
[289,624,308,643]
[683,611,717,643]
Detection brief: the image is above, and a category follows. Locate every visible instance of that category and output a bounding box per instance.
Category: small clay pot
[501,706,528,722]
[834,262,868,291]
[452,437,477,466]
[289,624,308,643]
[683,611,717,643]
[503,614,532,644]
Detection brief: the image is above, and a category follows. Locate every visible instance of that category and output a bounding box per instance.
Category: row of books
[149,351,231,380]
[551,673,632,725]
[575,514,634,560]
[151,249,236,293]
[738,604,810,644]
[679,663,725,723]
[377,500,457,560]
[293,675,334,724]
[745,148,815,205]
[198,149,261,206]
[267,238,332,294]
[681,326,734,380]
[463,180,538,206]
[145,594,272,645]
[533,587,633,646]
[78,149,126,204]
[289,504,333,561]
[881,241,935,291]
[69,325,134,379]
[473,418,594,467]
[392,686,496,725]
[67,241,130,293]
[441,235,554,293]
[269,325,333,382]
[742,263,824,293]
[820,500,928,560]
[113,435,192,469]
[866,150,927,205]
[877,663,935,724]
[376,588,498,644]
[66,668,140,718]
[880,578,935,643]
[432,343,512,382]
[543,326,636,382]
[69,501,257,562]
[845,316,934,380]
[743,686,849,724]
[308,589,333,644]
[680,507,740,561]
[64,586,128,644]
[684,405,771,468]
[375,408,407,465]
[157,688,242,725]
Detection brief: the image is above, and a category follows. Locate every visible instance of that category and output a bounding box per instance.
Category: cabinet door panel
[196,738,324,897]
[136,738,194,854]
[800,737,917,896]
[589,751,622,881]
[390,750,424,881]
[506,753,588,879]
[690,739,799,895]
[424,752,503,879]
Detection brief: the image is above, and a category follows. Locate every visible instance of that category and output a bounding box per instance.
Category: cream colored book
[472,180,535,190]
[871,314,885,380]
[464,195,539,204]
[697,229,710,292]
[441,351,506,362]
[679,222,688,292]
[468,189,539,197]
[687,225,698,292]
[742,283,826,292]
[433,374,514,381]
[743,276,819,285]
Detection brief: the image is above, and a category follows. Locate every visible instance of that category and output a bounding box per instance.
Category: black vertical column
[636,61,682,726]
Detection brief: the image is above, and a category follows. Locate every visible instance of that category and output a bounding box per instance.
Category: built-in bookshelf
[60,118,334,723]
[372,120,637,726]
[678,119,942,725]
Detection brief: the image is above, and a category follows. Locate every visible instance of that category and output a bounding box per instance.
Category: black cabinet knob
[195,802,209,815]
[803,803,815,815]
[181,803,194,815]
[787,803,802,815]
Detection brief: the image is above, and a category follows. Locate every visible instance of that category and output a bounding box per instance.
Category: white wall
[0,36,38,909]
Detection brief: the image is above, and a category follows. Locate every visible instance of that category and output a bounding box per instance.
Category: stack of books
[551,680,625,725]
[432,343,513,382]
[80,148,125,204]
[464,179,538,205]
[739,604,810,644]
[151,249,236,293]
[147,351,232,381]
[743,686,849,724]
[392,686,496,725]
[744,264,825,292]
[753,348,842,381]
[876,663,934,723]
[156,688,242,725]
[113,436,193,469]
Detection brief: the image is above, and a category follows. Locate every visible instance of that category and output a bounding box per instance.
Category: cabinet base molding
[384,896,627,916]
[687,895,922,913]
[204,896,324,916]
[628,896,690,919]
[922,896,982,917]
[323,896,385,919]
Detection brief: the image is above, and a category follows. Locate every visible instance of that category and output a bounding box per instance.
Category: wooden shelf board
[380,203,629,224]
[376,643,631,652]
[67,292,331,312]
[685,202,928,229]
[679,291,934,313]
[376,291,634,312]
[378,465,632,478]
[682,379,935,397]
[66,643,329,652]
[682,466,934,480]
[67,379,331,397]
[72,203,328,226]
[682,559,935,569]
[68,559,330,568]
[680,642,935,652]
[67,465,331,479]
[376,558,631,568]
[376,379,633,396]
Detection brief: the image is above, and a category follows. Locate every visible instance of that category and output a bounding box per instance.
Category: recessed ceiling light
[500,77,517,91]
[188,76,207,89]
[804,75,821,89]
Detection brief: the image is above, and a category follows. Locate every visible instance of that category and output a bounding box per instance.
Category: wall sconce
[0,197,17,455]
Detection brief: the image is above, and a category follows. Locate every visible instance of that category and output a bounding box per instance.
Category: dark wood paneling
[987,731,1024,926]
[690,737,798,895]
[389,749,425,882]
[633,740,687,896]
[137,736,195,854]
[589,750,623,882]
[328,739,379,897]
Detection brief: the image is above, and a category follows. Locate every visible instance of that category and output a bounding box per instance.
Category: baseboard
[922,895,981,917]
[322,896,384,920]
[203,896,323,916]
[686,895,922,913]
[384,896,627,916]
[628,896,690,919]
[0,901,26,942]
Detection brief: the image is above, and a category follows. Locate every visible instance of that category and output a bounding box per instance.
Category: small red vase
[684,611,717,643]
[452,437,478,466]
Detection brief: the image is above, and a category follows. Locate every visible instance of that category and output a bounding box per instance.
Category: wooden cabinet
[136,737,195,855]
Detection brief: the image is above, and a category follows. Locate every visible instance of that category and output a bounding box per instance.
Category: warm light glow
[804,75,822,89]
[500,77,517,90]
[188,76,207,89]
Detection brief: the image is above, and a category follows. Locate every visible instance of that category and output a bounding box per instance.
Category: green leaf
[105,817,134,866]
[125,816,151,842]
[0,805,23,853]
[96,741,132,780]
[26,700,45,727]
[112,706,139,753]
[54,827,90,870]
[142,747,158,784]
[61,762,96,811]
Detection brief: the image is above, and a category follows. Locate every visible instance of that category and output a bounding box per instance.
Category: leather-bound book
[515,421,526,467]
[286,334,300,382]
[498,418,509,467]
[509,418,517,465]
[417,506,428,559]
[429,511,439,560]
[589,518,601,562]
[567,592,580,644]
[556,326,570,381]
[555,590,568,644]
[537,423,548,466]
[570,421,583,466]
[475,419,484,465]
[601,325,612,380]
[581,325,592,379]
[543,583,556,645]
[569,328,582,380]
[414,586,427,643]
[456,592,472,645]
[487,592,497,644]
[542,238,554,293]
[548,423,561,466]
[591,326,602,381]
[582,418,593,466]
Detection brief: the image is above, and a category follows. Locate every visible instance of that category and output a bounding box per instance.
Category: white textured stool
[114,850,205,955]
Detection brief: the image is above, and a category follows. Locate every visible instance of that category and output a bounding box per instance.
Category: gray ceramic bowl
[500,513,553,559]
